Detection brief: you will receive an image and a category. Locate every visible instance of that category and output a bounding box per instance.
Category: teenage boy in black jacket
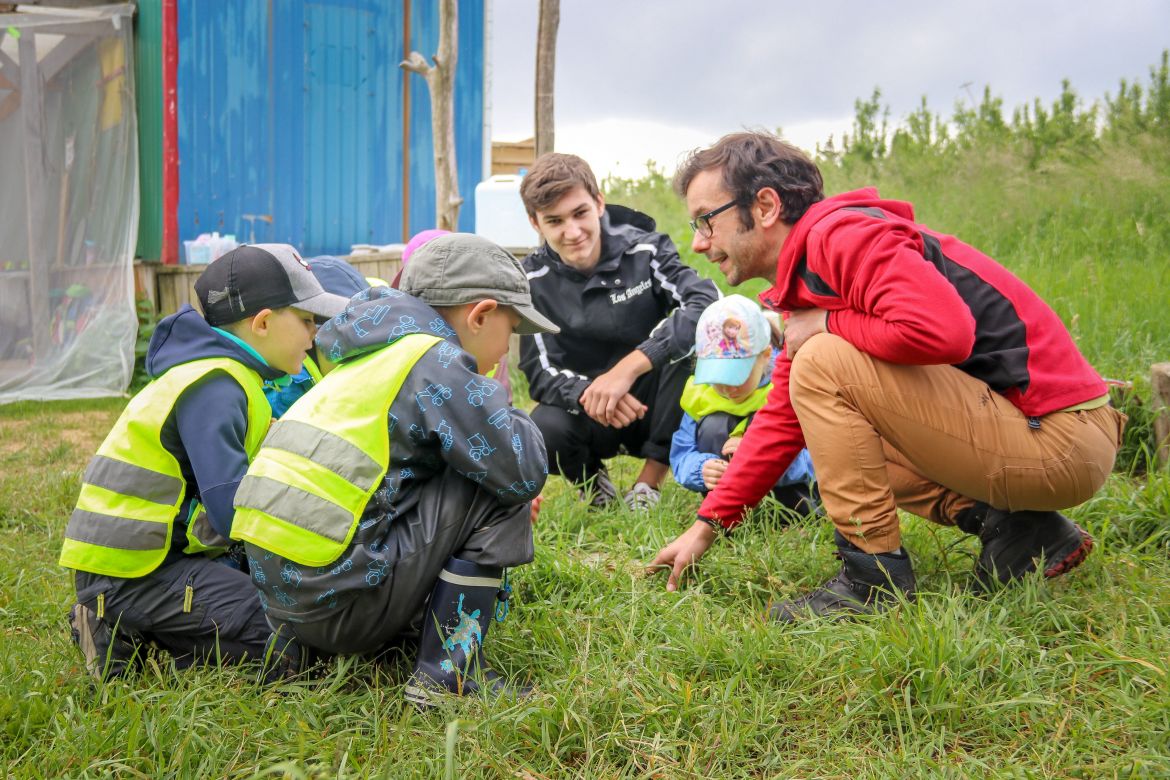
[518,153,719,511]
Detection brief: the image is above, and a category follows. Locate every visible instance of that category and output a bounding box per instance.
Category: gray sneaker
[68,603,139,680]
[577,467,618,509]
[624,482,661,512]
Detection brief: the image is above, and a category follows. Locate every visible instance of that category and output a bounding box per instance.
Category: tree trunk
[1153,362,1170,469]
[401,0,462,231]
[534,0,559,158]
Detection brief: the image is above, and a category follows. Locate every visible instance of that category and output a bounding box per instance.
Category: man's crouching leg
[772,334,916,621]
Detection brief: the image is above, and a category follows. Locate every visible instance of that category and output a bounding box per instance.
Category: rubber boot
[955,502,1093,588]
[404,558,530,709]
[769,531,916,623]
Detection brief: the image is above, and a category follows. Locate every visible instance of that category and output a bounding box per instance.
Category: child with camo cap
[233,234,556,706]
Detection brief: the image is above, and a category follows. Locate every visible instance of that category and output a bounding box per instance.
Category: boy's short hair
[398,233,559,336]
[195,244,349,326]
[519,153,601,217]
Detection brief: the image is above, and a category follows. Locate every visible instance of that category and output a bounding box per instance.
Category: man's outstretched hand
[647,520,718,592]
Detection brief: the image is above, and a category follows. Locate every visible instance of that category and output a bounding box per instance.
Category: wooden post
[401,0,462,231]
[534,0,559,158]
[1153,362,1170,468]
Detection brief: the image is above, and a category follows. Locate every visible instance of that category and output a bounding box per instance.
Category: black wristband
[698,516,725,535]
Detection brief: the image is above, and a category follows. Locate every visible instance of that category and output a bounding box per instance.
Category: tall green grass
[3,57,1170,778]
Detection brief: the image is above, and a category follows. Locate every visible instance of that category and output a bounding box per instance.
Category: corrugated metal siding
[455,0,485,234]
[303,0,402,250]
[406,0,483,236]
[176,0,483,256]
[134,0,163,260]
[178,1,273,244]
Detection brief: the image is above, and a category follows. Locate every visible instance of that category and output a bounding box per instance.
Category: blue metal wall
[406,0,484,238]
[177,0,483,256]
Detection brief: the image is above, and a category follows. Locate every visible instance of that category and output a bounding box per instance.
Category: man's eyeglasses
[689,199,737,238]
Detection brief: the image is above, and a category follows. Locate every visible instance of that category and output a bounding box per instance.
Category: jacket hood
[314,286,461,365]
[772,187,917,299]
[308,255,371,298]
[146,304,285,380]
[599,204,657,258]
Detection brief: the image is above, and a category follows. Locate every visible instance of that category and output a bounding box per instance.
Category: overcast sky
[489,1,1170,179]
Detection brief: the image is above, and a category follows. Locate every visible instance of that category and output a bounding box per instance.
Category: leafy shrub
[130,295,158,391]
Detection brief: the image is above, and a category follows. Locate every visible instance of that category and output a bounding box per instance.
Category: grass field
[2,399,1169,777]
[3,81,1170,777]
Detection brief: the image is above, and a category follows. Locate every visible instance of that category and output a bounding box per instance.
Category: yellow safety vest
[59,358,272,578]
[303,355,324,383]
[232,333,442,567]
[679,378,772,437]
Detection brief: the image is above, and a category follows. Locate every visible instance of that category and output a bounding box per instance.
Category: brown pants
[789,335,1125,553]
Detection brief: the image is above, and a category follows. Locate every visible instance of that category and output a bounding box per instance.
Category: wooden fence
[135,251,405,317]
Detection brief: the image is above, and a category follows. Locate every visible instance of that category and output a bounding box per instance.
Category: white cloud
[547,115,856,181]
[555,119,712,180]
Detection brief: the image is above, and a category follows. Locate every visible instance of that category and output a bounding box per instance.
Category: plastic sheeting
[0,4,138,403]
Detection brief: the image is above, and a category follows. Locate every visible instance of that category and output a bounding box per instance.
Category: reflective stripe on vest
[59,358,271,578]
[232,333,443,567]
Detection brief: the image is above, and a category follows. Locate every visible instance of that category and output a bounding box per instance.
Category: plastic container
[183,232,238,264]
[212,234,238,261]
[183,240,212,265]
[475,175,538,249]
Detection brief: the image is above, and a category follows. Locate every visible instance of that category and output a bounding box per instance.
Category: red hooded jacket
[699,188,1106,530]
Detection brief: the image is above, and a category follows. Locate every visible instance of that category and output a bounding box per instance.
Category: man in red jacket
[649,131,1125,621]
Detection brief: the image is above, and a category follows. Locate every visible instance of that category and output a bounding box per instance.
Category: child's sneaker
[624,482,661,512]
[68,603,139,680]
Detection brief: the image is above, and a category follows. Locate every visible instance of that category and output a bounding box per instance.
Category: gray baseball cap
[399,233,559,335]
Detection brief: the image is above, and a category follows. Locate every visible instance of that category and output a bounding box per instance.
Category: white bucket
[475,175,538,250]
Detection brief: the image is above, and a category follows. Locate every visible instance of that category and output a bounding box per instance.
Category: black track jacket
[519,205,720,411]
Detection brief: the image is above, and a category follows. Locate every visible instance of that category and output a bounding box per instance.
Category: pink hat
[402,229,451,265]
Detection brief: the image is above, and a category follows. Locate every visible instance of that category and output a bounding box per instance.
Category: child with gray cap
[60,244,349,679]
[233,233,557,707]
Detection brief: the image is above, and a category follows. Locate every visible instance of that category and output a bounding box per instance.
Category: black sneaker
[68,603,139,680]
[577,467,618,509]
[967,506,1094,587]
[770,534,916,623]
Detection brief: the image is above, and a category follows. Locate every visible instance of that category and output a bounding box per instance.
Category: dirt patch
[0,410,118,465]
[54,411,117,453]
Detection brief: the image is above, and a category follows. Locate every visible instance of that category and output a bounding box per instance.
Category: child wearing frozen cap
[669,295,819,515]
